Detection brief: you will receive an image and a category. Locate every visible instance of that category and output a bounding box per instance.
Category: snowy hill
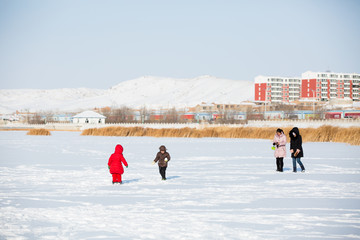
[0,75,254,113]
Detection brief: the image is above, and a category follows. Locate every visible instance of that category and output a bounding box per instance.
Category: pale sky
[0,0,359,89]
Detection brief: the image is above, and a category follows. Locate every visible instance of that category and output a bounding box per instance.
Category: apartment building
[301,71,360,102]
[254,76,301,103]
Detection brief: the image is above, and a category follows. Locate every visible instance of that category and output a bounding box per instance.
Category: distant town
[2,71,360,124]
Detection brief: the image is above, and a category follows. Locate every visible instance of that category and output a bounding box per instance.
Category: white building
[72,111,106,124]
[254,76,301,103]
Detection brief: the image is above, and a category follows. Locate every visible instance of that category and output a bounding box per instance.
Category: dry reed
[27,129,51,136]
[81,126,360,145]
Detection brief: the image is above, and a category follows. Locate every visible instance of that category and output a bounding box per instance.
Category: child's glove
[152,161,155,165]
[126,166,128,168]
[164,158,168,162]
[108,166,110,169]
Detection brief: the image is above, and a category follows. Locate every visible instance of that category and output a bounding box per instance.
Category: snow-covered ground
[1,131,360,240]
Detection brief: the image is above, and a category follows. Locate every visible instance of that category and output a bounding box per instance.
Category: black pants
[159,166,167,179]
[276,158,284,172]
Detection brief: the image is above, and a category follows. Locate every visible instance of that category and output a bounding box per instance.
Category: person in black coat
[289,127,305,172]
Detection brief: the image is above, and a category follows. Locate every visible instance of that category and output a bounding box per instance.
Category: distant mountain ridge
[0,75,254,113]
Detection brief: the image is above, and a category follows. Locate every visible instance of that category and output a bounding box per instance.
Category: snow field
[0,131,360,239]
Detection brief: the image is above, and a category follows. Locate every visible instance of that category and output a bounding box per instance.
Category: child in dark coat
[108,144,128,184]
[153,145,171,180]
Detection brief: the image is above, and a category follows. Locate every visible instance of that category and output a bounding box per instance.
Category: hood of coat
[159,145,167,152]
[289,127,300,139]
[114,144,123,154]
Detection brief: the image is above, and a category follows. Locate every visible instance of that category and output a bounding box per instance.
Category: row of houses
[1,111,106,124]
[144,110,360,121]
[61,109,360,122]
[3,100,360,124]
[6,109,358,124]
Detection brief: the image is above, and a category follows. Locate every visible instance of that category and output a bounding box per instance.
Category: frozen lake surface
[0,131,360,239]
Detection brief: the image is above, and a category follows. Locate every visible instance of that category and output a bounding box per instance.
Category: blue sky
[0,0,359,89]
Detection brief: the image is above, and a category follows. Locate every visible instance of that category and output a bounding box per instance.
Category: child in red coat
[108,144,128,184]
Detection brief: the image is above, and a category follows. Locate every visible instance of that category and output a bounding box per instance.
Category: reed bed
[81,126,360,145]
[27,129,51,136]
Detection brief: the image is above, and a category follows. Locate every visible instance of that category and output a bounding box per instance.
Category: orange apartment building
[301,71,360,102]
[255,71,360,103]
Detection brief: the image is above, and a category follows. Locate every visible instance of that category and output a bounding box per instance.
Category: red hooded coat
[108,145,128,174]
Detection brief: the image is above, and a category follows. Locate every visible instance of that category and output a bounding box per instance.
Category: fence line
[1,119,359,131]
[245,119,360,128]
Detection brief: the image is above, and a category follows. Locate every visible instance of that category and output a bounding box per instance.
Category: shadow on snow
[166,176,181,180]
[122,178,141,184]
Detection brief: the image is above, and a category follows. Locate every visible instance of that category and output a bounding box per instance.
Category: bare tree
[246,105,264,120]
[105,106,133,123]
[28,113,45,124]
[140,106,149,123]
[41,111,54,123]
[163,107,179,123]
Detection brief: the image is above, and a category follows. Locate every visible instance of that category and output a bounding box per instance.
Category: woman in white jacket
[273,128,286,172]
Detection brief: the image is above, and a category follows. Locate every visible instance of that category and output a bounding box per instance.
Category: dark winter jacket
[108,145,128,174]
[154,146,171,167]
[289,127,304,158]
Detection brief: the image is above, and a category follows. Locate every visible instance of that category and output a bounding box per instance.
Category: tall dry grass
[81,126,360,145]
[27,129,51,136]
